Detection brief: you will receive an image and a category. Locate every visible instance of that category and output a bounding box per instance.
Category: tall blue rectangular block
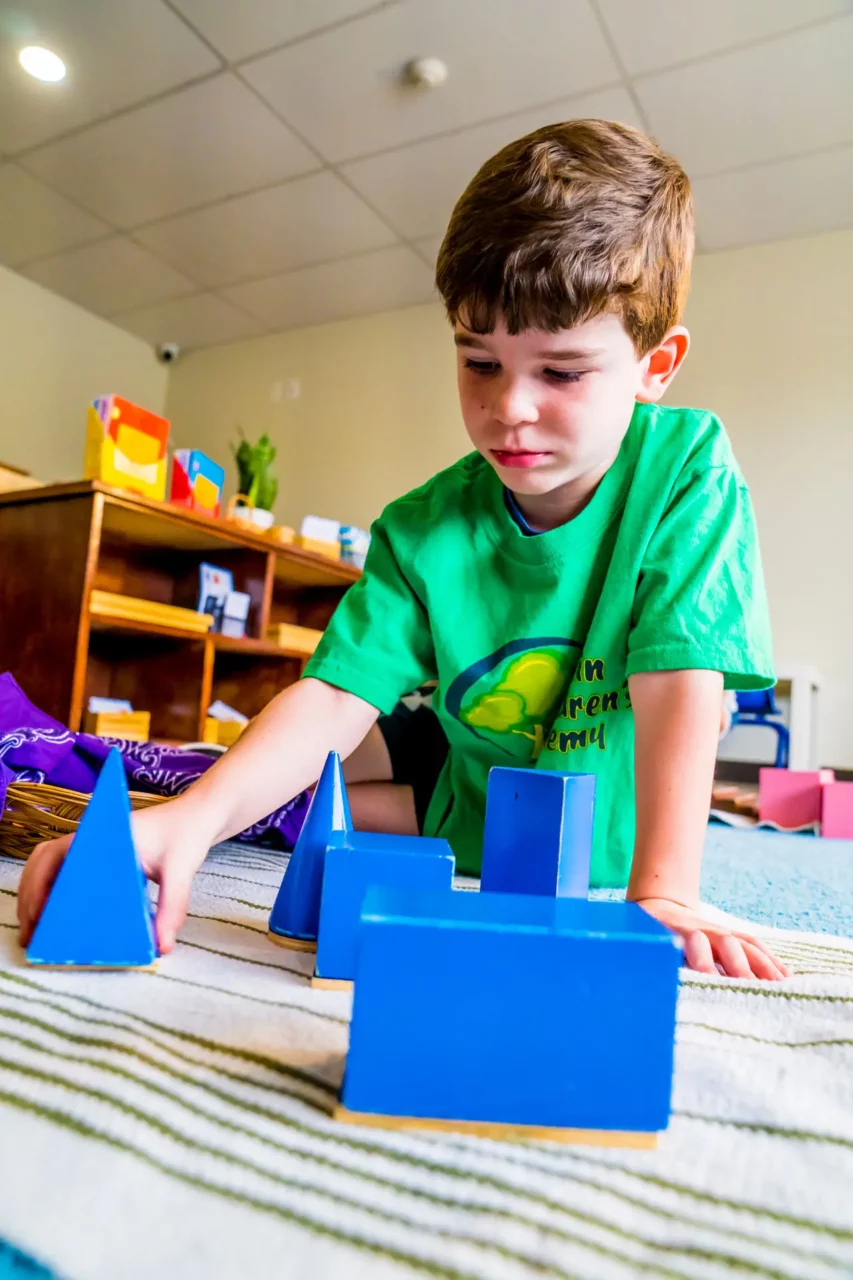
[480,767,594,897]
[316,832,454,982]
[343,888,681,1133]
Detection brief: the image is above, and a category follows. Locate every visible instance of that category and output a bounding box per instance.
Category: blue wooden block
[342,889,681,1134]
[315,832,455,982]
[26,748,158,968]
[269,751,352,943]
[480,767,594,898]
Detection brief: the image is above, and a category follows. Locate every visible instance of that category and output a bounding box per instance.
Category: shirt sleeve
[302,514,437,714]
[627,465,775,690]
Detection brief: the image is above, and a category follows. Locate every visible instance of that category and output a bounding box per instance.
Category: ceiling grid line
[586,0,655,138]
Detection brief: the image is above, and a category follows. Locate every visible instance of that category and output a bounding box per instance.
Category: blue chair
[731,689,790,768]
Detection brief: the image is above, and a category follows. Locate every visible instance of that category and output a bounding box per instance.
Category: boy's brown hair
[436,119,694,355]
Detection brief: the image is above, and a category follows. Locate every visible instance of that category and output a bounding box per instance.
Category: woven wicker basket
[0,781,166,860]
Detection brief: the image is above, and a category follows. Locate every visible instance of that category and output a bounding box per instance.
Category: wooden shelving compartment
[0,481,360,743]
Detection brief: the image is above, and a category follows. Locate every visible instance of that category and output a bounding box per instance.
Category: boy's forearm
[627,668,723,908]
[170,678,379,846]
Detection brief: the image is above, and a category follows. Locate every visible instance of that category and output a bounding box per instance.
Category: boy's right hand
[17,798,213,954]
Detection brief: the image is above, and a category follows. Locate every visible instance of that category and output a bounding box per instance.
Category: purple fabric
[0,673,309,849]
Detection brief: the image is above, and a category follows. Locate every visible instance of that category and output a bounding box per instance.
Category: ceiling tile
[21,75,320,229]
[241,0,619,163]
[169,0,392,63]
[113,293,265,350]
[222,245,435,330]
[342,87,643,238]
[134,171,397,287]
[0,165,110,266]
[694,145,853,252]
[413,236,443,269]
[0,0,220,154]
[21,237,196,316]
[636,17,853,176]
[597,0,849,77]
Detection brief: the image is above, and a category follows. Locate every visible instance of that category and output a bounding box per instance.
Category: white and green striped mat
[1,845,851,1280]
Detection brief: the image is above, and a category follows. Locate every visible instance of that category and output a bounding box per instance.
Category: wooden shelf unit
[0,481,360,742]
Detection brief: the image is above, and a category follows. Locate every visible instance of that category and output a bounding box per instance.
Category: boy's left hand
[633,897,791,981]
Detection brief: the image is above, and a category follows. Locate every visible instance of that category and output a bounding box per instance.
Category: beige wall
[165,303,465,530]
[167,228,853,766]
[0,264,168,484]
[674,229,853,768]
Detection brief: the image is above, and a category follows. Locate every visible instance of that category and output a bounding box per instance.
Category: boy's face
[455,313,687,501]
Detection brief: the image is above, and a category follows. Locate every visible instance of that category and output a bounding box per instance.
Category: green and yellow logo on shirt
[445,637,581,759]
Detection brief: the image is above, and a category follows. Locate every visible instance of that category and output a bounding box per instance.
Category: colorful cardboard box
[85,395,170,500]
[170,448,225,517]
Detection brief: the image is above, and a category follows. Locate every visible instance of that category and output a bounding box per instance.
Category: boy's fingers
[17,836,73,945]
[741,940,787,981]
[683,930,717,974]
[714,934,753,979]
[734,932,792,978]
[154,866,194,954]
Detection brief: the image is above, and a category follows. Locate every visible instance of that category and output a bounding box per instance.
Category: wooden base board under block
[334,1105,659,1148]
[311,975,353,992]
[267,930,317,953]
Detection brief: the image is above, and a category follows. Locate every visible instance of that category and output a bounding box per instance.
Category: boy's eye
[464,358,499,376]
[545,369,584,383]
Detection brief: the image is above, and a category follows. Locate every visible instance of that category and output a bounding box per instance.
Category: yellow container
[295,534,340,560]
[84,710,151,742]
[90,590,213,634]
[266,623,323,656]
[84,395,170,501]
[203,717,246,748]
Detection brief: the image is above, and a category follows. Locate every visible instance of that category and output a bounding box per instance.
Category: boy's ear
[636,326,690,403]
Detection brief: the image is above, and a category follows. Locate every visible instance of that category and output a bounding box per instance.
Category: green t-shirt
[304,403,774,886]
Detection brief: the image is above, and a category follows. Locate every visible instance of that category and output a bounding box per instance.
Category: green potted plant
[230,429,278,531]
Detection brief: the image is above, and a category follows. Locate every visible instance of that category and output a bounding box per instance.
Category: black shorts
[377,703,449,832]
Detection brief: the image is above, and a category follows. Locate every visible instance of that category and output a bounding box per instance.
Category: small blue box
[316,831,454,981]
[480,768,594,898]
[343,888,681,1134]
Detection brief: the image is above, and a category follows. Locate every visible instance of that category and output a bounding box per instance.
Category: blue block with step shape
[315,831,455,982]
[342,889,681,1135]
[480,767,594,898]
[26,748,158,967]
[269,751,351,943]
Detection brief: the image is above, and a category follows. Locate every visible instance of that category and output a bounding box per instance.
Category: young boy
[18,120,788,980]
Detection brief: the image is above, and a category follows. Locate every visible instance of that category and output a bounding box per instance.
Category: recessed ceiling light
[19,46,66,83]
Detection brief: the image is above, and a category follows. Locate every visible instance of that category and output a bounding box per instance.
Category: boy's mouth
[490,449,550,469]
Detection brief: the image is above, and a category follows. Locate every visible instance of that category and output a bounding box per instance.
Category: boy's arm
[18,678,379,952]
[627,669,789,980]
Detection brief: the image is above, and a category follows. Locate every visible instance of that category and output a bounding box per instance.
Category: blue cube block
[480,767,594,898]
[342,888,681,1135]
[316,832,455,982]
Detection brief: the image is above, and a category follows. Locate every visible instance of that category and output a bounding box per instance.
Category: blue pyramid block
[480,767,594,898]
[269,751,352,942]
[26,748,158,968]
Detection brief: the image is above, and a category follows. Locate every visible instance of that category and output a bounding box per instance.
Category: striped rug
[1,845,851,1280]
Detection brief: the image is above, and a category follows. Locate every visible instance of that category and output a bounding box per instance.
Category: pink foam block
[821,781,853,839]
[758,768,835,830]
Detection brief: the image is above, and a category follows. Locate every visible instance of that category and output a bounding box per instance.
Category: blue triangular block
[26,748,158,967]
[269,751,352,941]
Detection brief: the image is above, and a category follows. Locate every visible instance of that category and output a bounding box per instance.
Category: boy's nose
[491,378,539,426]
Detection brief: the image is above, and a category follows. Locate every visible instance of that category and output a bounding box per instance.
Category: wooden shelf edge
[89,614,211,643]
[0,480,361,583]
[212,635,307,659]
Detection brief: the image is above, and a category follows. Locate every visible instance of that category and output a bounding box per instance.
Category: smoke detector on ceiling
[401,56,449,90]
